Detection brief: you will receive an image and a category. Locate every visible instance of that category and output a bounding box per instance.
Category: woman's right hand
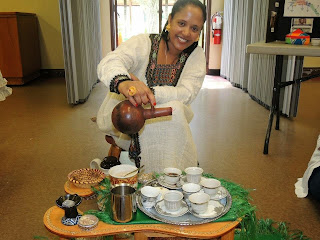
[118,74,156,107]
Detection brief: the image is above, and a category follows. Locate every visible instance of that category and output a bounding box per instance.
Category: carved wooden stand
[44,206,240,240]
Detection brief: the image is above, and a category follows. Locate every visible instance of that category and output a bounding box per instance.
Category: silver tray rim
[136,179,232,226]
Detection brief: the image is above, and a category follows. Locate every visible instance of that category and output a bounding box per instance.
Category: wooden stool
[90,117,123,160]
[105,135,123,159]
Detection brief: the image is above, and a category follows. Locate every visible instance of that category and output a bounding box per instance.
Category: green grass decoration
[86,178,113,220]
[84,173,309,239]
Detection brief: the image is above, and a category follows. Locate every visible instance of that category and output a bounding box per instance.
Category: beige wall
[100,0,112,57]
[0,0,64,69]
[2,0,314,70]
[304,57,320,68]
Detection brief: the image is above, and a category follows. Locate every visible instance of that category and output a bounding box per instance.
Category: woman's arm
[97,34,155,106]
[97,34,152,88]
[152,47,206,105]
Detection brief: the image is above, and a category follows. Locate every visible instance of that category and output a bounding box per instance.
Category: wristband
[110,74,131,94]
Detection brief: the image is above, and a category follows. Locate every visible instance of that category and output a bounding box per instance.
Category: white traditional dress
[295,135,320,198]
[97,34,206,173]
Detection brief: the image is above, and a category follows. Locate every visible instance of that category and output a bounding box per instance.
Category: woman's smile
[177,36,188,43]
[167,5,204,55]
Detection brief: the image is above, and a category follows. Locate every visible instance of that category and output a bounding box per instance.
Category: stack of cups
[183,167,221,215]
[182,167,203,203]
[162,167,184,212]
[182,167,211,214]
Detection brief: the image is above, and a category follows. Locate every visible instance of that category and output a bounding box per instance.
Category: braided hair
[161,0,207,54]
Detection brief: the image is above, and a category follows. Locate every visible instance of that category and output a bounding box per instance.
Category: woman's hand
[118,73,156,107]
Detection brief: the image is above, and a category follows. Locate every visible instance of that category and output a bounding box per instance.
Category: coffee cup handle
[156,192,162,202]
[90,158,102,169]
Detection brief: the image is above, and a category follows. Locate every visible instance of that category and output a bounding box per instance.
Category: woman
[97,0,207,173]
[295,135,320,201]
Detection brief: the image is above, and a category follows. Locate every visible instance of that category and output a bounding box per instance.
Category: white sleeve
[152,47,206,105]
[97,34,150,88]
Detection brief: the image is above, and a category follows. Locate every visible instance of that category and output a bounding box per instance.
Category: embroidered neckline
[146,34,190,88]
[129,34,193,168]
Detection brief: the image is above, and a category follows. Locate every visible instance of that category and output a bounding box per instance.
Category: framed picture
[284,0,320,17]
[290,18,314,33]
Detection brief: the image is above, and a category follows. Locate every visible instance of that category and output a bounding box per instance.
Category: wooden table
[246,41,320,154]
[44,206,240,239]
[0,12,41,85]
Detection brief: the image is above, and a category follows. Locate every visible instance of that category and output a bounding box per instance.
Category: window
[111,0,206,47]
[109,0,209,72]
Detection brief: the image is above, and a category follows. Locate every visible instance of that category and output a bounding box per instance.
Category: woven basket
[68,168,105,189]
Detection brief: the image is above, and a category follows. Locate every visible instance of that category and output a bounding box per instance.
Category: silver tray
[136,179,232,226]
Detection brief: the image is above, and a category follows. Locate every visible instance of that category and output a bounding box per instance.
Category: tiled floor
[0,76,319,239]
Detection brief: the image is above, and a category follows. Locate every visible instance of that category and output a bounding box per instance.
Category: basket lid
[286,29,310,39]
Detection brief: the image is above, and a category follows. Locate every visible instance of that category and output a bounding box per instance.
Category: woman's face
[168,5,204,53]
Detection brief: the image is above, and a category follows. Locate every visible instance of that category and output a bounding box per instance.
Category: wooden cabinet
[0,12,41,85]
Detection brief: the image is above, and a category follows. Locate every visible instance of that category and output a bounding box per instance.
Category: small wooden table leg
[220,228,235,240]
[134,232,149,240]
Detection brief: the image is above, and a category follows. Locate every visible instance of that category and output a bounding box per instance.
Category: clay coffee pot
[112,100,172,134]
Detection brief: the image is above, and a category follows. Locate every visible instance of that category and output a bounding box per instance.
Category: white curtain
[137,0,159,33]
[59,0,102,104]
[221,0,256,89]
[221,0,302,117]
[247,0,274,105]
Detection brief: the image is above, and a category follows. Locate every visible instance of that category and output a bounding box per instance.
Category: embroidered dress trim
[146,34,191,88]
[129,133,141,168]
[129,34,193,168]
[110,74,131,94]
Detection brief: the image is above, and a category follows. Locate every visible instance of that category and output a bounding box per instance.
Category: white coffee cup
[311,38,320,46]
[200,178,221,196]
[189,192,210,214]
[163,190,183,212]
[182,183,201,201]
[163,167,182,185]
[185,167,203,184]
[90,158,108,175]
[140,186,160,208]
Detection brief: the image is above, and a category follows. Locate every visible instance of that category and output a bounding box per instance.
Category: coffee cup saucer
[157,175,182,190]
[155,200,189,217]
[189,200,224,218]
[210,186,228,200]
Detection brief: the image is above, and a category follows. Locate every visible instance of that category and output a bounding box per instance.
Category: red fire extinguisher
[211,12,223,44]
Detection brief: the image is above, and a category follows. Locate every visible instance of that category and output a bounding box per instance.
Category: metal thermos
[111,185,136,223]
